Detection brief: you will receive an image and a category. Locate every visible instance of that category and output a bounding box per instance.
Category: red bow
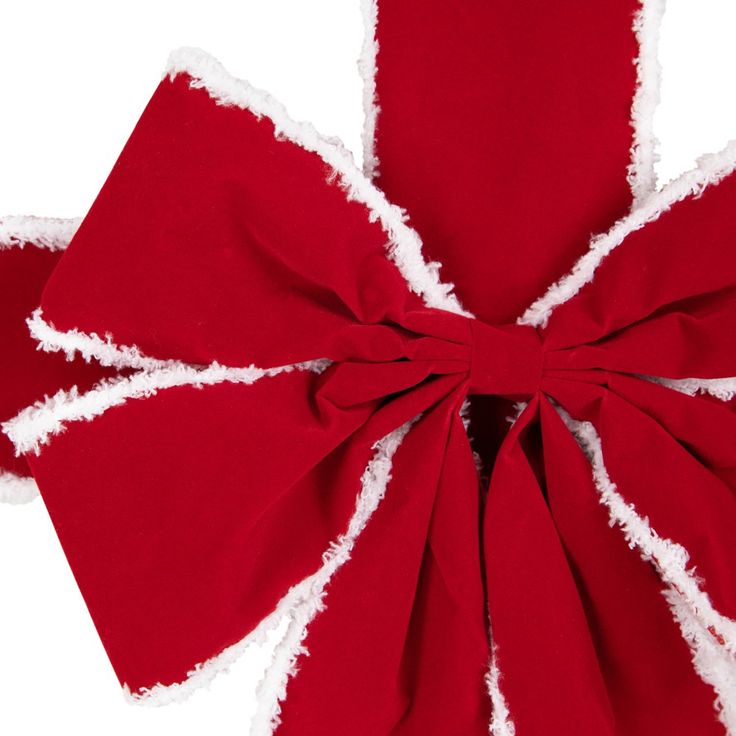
[5,47,736,735]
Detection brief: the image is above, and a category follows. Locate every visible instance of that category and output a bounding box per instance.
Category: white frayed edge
[164,47,469,318]
[559,408,736,653]
[666,589,736,733]
[558,407,736,724]
[2,359,330,457]
[125,420,414,728]
[0,215,81,252]
[646,375,736,402]
[628,0,667,205]
[485,646,516,736]
[0,470,39,504]
[519,139,736,328]
[124,612,288,707]
[27,309,170,371]
[358,0,380,180]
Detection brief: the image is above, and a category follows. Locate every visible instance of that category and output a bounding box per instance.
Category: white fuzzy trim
[358,0,380,180]
[124,613,288,707]
[666,589,736,733]
[520,139,736,328]
[485,647,516,736]
[164,47,469,318]
[559,408,736,726]
[0,215,80,251]
[0,470,39,504]
[647,375,736,402]
[27,309,170,371]
[560,409,736,653]
[628,0,667,205]
[125,421,413,728]
[3,359,329,457]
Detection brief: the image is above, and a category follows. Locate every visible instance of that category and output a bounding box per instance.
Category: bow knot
[468,320,543,399]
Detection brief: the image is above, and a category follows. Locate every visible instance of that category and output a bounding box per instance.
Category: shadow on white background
[0,1,735,734]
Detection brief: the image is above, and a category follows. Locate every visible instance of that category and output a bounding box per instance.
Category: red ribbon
[5,50,736,736]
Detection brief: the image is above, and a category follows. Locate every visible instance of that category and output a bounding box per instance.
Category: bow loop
[540,165,736,390]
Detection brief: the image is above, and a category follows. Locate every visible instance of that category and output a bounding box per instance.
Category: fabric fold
[484,399,616,735]
[539,398,723,735]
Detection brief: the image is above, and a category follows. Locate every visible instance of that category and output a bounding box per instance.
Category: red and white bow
[2,43,736,735]
[2,2,736,735]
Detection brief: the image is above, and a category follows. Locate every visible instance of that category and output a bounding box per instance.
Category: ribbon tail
[483,398,615,735]
[273,395,491,736]
[539,397,724,735]
[590,391,736,631]
[551,383,736,733]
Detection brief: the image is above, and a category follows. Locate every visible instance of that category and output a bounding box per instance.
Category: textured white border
[1,218,79,505]
[125,421,413,727]
[126,611,288,707]
[559,408,736,728]
[3,358,329,456]
[520,139,736,328]
[666,589,736,733]
[358,0,380,180]
[0,215,80,252]
[647,375,736,402]
[27,309,170,371]
[165,47,468,318]
[0,470,38,504]
[485,645,516,736]
[560,409,736,653]
[628,0,667,205]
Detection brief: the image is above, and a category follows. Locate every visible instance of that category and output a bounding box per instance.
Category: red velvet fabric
[0,241,110,480]
[16,63,735,736]
[372,0,645,504]
[372,0,639,324]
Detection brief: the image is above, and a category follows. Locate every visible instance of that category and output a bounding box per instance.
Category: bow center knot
[468,320,543,398]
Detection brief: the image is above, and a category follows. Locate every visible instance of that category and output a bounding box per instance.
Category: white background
[0,1,735,734]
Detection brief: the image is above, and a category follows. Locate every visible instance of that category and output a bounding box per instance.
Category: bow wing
[4,50,478,715]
